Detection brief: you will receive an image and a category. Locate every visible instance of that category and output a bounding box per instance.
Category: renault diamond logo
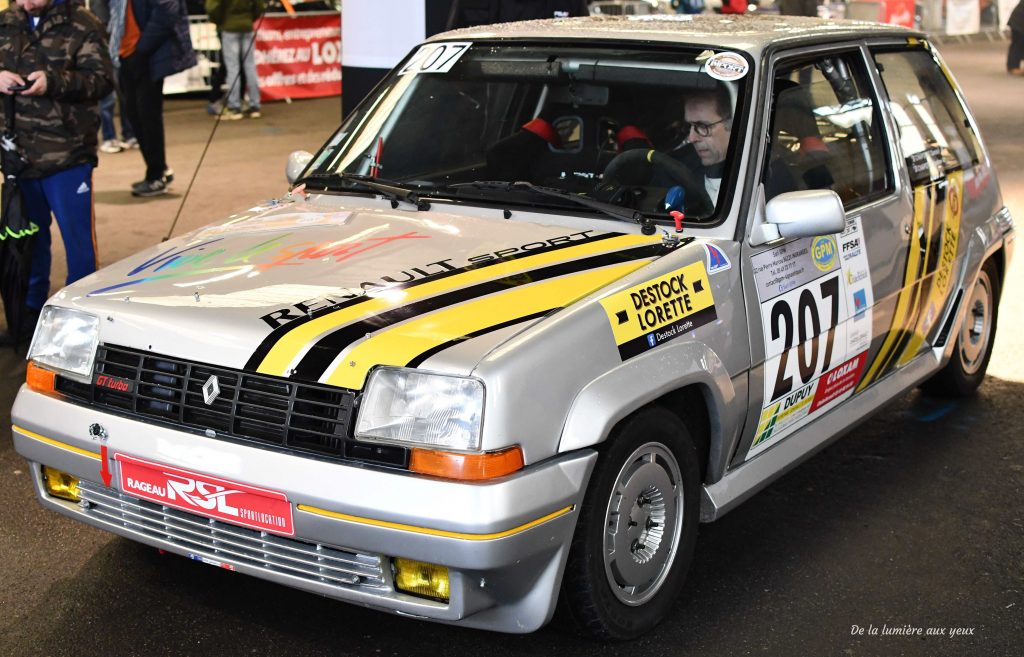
[202,375,221,405]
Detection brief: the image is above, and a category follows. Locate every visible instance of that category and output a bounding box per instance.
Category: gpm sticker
[599,260,716,360]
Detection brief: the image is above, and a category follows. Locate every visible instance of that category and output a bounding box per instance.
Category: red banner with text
[255,13,342,101]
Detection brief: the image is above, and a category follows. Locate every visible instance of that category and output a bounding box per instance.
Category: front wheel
[922,258,1000,397]
[560,407,701,641]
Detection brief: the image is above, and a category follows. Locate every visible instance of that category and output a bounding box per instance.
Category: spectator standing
[1008,1,1024,76]
[205,0,263,120]
[109,0,196,197]
[205,27,227,114]
[89,0,136,153]
[0,0,114,344]
[97,86,136,151]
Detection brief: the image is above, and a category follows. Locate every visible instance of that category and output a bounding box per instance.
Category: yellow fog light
[393,558,450,602]
[42,466,80,502]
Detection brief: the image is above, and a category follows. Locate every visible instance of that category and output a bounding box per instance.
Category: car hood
[60,197,671,389]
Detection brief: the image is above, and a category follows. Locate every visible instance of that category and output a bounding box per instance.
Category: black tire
[560,406,701,641]
[922,258,1000,397]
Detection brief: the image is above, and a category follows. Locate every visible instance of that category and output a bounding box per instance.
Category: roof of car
[429,14,920,52]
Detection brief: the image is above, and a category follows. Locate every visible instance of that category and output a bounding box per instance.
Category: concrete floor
[1,40,1022,656]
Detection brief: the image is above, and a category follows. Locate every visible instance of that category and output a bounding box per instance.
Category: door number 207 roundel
[748,216,875,458]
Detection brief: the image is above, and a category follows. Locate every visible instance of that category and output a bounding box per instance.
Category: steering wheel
[600,149,714,218]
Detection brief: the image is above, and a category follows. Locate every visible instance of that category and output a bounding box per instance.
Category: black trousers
[120,54,167,182]
[1009,30,1024,71]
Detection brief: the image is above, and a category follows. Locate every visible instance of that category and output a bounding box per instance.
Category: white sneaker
[100,139,124,154]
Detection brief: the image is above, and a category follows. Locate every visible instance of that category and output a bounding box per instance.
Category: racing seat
[764,77,835,200]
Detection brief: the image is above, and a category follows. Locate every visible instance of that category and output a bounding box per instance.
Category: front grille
[78,480,388,590]
[55,344,406,467]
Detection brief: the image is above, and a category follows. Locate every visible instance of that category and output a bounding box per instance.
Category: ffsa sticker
[398,42,471,75]
[599,260,716,361]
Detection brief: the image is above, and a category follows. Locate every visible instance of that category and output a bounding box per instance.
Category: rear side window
[764,51,892,207]
[873,48,983,181]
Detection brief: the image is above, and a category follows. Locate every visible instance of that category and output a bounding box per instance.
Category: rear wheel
[922,258,1000,397]
[560,407,700,641]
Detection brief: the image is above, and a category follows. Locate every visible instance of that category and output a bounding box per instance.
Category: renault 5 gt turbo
[12,14,1014,640]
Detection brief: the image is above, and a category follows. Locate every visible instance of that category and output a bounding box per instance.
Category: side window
[872,47,982,182]
[764,52,893,207]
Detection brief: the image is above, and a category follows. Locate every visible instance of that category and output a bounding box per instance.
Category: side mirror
[765,189,846,239]
[286,150,314,185]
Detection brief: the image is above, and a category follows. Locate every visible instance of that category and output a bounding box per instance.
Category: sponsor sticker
[853,288,868,314]
[599,260,717,360]
[704,51,749,81]
[189,553,236,571]
[116,454,294,536]
[809,352,868,413]
[811,235,838,272]
[704,243,732,274]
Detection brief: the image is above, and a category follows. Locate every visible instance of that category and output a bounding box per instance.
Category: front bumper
[12,387,596,633]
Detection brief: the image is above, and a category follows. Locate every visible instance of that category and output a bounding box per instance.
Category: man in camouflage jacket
[0,0,113,343]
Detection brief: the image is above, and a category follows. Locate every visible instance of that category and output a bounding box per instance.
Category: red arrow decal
[100,445,112,487]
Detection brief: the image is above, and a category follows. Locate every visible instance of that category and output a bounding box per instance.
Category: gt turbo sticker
[116,453,295,536]
[398,42,471,75]
[599,260,716,361]
[748,216,874,459]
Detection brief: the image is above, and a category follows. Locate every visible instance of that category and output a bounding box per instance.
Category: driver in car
[682,85,733,206]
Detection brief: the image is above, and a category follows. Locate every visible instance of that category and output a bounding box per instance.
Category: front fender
[557,340,741,483]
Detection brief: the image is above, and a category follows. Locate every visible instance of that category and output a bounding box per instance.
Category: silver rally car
[12,14,1014,640]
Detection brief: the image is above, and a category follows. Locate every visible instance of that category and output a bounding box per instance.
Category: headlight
[355,368,484,451]
[27,306,100,381]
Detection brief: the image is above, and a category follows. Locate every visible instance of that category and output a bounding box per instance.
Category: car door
[863,42,987,373]
[733,45,906,463]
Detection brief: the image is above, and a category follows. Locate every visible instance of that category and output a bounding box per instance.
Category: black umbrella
[0,92,37,348]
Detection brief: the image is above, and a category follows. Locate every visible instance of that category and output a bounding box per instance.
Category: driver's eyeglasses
[684,119,727,137]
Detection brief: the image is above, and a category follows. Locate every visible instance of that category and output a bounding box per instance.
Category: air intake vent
[55,345,407,468]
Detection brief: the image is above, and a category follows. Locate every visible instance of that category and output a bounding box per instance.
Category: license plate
[115,453,295,536]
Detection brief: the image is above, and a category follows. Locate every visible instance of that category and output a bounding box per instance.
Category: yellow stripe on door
[857,183,933,392]
[257,233,659,376]
[324,260,652,389]
[896,170,963,366]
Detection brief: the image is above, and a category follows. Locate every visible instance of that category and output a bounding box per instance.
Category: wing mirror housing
[765,189,846,239]
[286,150,314,185]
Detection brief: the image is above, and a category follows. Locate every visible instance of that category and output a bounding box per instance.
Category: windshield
[308,41,749,224]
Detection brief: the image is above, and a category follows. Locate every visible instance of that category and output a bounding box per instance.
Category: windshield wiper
[298,172,430,211]
[450,181,656,235]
